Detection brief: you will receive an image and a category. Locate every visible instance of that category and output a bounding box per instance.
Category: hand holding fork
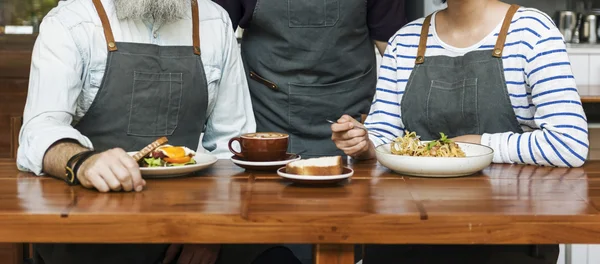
[326,119,396,142]
[329,115,391,159]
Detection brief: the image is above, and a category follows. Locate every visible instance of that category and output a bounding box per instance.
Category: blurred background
[0,0,59,34]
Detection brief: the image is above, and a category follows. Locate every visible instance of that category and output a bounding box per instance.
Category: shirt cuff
[211,148,233,160]
[17,128,94,175]
[481,133,514,164]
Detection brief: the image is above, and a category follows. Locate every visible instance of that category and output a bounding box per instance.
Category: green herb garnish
[427,132,452,150]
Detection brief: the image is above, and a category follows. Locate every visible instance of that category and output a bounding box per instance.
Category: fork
[326,119,396,142]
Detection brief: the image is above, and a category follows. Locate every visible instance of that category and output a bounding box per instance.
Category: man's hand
[162,244,220,264]
[451,135,482,144]
[331,115,375,159]
[78,148,145,193]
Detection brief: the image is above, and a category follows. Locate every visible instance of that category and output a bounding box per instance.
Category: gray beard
[114,0,188,23]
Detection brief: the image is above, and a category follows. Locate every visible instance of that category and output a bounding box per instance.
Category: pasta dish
[391,132,466,158]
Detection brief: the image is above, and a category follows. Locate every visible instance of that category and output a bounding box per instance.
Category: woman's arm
[334,29,410,160]
[364,34,407,148]
[485,26,588,167]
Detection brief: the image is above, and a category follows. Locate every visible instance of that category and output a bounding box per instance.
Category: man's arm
[212,0,244,29]
[42,140,144,192]
[374,40,387,56]
[18,15,144,192]
[367,0,407,55]
[202,12,256,158]
[42,140,89,180]
[17,15,94,175]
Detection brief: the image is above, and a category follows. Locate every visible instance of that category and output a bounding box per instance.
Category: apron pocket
[127,72,183,137]
[426,78,479,138]
[288,0,339,28]
[288,67,375,155]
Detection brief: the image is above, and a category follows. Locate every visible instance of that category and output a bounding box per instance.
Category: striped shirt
[366,7,589,167]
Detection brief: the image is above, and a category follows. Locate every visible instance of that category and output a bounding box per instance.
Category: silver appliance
[582,13,598,43]
[558,11,579,42]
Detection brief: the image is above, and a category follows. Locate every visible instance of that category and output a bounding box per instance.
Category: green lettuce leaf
[143,157,164,167]
[142,157,196,167]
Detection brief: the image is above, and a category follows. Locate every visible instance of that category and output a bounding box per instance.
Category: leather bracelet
[73,151,96,183]
[65,150,95,186]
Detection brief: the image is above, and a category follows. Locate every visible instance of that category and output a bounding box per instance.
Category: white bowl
[375,142,494,177]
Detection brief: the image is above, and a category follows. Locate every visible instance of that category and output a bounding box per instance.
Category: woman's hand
[451,135,482,144]
[331,115,375,159]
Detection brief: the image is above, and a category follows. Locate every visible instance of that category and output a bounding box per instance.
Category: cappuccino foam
[244,132,288,139]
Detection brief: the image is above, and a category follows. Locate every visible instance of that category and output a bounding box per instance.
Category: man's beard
[114,0,188,23]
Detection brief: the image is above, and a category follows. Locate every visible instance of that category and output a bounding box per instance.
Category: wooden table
[2,158,600,264]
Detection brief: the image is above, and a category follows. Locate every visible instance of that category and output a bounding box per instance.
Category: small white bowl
[375,142,494,177]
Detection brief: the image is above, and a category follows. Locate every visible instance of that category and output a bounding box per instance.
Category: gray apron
[240,0,377,158]
[364,5,558,263]
[34,0,208,263]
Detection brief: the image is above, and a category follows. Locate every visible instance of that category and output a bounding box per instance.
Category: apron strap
[415,4,520,64]
[91,0,118,52]
[91,0,201,55]
[415,15,432,65]
[192,0,201,55]
[492,4,521,58]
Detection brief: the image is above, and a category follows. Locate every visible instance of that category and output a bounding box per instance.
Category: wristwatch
[65,150,95,185]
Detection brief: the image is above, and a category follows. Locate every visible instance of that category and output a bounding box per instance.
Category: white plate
[375,142,493,177]
[277,167,353,184]
[128,152,218,178]
[231,154,301,171]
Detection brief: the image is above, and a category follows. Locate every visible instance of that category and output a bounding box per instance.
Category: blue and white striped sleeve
[483,27,589,167]
[364,38,406,146]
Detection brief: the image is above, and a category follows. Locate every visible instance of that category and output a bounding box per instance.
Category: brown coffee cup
[228,132,289,162]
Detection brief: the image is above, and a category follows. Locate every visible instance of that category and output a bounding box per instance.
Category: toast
[132,137,168,162]
[286,156,343,176]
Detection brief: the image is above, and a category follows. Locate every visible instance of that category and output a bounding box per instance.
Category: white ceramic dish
[128,152,218,178]
[375,142,494,177]
[277,167,354,184]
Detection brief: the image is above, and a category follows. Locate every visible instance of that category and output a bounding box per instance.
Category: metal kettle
[557,11,578,42]
[581,13,598,43]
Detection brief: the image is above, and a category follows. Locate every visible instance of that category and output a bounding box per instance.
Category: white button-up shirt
[18,0,256,174]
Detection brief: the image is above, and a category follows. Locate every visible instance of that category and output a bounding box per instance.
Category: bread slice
[286,156,343,176]
[132,137,168,162]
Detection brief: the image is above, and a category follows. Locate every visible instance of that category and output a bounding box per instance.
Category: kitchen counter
[567,43,600,54]
[578,85,600,102]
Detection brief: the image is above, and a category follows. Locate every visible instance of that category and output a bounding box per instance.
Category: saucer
[231,153,301,171]
[277,167,353,185]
